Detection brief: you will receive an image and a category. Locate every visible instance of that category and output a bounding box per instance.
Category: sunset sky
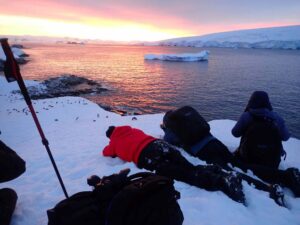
[0,0,299,42]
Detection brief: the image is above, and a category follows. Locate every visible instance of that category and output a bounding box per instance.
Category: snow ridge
[155,25,300,50]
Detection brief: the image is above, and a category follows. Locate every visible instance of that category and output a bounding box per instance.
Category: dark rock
[13,74,108,100]
[98,104,142,116]
[16,57,29,64]
[11,44,24,49]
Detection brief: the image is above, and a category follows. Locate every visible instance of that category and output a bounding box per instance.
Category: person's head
[245,91,273,112]
[106,126,116,138]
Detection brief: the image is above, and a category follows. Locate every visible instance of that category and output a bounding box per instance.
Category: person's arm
[163,128,181,147]
[231,112,251,137]
[274,113,290,141]
[102,143,116,157]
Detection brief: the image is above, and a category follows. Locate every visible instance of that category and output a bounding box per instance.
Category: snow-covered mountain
[155,25,300,50]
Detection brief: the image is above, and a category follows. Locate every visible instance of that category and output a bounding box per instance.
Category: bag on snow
[0,140,26,183]
[163,106,210,147]
[47,169,184,225]
[238,117,283,168]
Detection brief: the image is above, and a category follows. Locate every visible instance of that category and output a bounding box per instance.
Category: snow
[0,47,26,60]
[0,75,300,225]
[144,51,209,62]
[155,25,300,50]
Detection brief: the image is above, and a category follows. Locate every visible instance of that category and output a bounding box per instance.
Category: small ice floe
[144,50,209,62]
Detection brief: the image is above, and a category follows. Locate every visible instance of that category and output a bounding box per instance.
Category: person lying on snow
[161,104,300,200]
[102,125,245,204]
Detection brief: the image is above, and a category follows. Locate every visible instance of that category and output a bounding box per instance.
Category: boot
[285,167,300,197]
[269,184,286,207]
[194,166,245,204]
[219,172,246,204]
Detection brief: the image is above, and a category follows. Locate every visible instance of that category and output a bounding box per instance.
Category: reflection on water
[21,44,300,138]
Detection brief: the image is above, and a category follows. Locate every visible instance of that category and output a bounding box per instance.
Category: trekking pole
[0,38,69,199]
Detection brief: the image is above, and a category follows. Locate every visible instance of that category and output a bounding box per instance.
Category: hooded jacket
[102,126,156,164]
[232,91,290,141]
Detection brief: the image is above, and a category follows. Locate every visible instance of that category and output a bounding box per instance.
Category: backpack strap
[281,149,287,160]
[189,135,216,156]
[127,172,155,181]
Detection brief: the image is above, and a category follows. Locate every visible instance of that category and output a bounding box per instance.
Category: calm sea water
[20,43,300,138]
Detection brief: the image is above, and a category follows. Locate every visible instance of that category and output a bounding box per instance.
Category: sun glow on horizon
[0,15,191,42]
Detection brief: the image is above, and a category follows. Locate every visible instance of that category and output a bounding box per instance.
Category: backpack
[164,106,210,147]
[238,117,283,168]
[47,169,184,225]
[0,140,26,183]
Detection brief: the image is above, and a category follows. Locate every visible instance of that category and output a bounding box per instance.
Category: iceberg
[144,50,209,62]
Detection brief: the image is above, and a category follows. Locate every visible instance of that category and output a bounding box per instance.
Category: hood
[245,91,273,111]
[110,126,132,139]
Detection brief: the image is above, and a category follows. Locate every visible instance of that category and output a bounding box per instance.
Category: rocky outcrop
[0,46,29,71]
[13,74,108,99]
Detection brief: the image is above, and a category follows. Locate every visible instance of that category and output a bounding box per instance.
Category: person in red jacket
[102,125,245,204]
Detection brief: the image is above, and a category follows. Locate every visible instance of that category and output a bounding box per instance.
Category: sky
[0,0,300,42]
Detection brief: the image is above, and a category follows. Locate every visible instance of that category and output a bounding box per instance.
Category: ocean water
[20,43,300,138]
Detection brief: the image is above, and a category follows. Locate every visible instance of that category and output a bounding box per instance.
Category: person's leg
[0,188,18,225]
[195,141,286,205]
[138,140,196,182]
[138,140,245,203]
[196,139,234,171]
[232,153,300,197]
[232,153,285,184]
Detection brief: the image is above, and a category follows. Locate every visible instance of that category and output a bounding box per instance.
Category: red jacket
[102,126,156,164]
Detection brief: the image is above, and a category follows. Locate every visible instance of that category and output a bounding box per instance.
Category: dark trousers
[137,140,225,191]
[196,139,288,187]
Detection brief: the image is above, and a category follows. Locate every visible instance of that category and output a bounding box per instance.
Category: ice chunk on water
[144,50,209,62]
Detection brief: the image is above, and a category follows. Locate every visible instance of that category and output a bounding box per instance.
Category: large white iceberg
[144,50,209,62]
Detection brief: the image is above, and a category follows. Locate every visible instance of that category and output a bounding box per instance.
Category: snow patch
[0,76,299,225]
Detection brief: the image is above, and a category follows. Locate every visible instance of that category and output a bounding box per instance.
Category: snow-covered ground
[144,51,209,62]
[154,25,300,50]
[0,76,300,225]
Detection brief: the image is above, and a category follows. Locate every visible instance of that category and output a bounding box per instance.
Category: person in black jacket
[232,91,290,141]
[0,140,26,225]
[232,91,289,167]
[162,106,236,171]
[161,105,300,199]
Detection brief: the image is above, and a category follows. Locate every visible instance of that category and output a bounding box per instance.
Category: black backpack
[238,117,283,168]
[47,169,184,225]
[164,106,210,147]
[0,140,26,183]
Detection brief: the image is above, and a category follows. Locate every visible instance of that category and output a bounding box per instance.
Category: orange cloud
[0,1,298,41]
